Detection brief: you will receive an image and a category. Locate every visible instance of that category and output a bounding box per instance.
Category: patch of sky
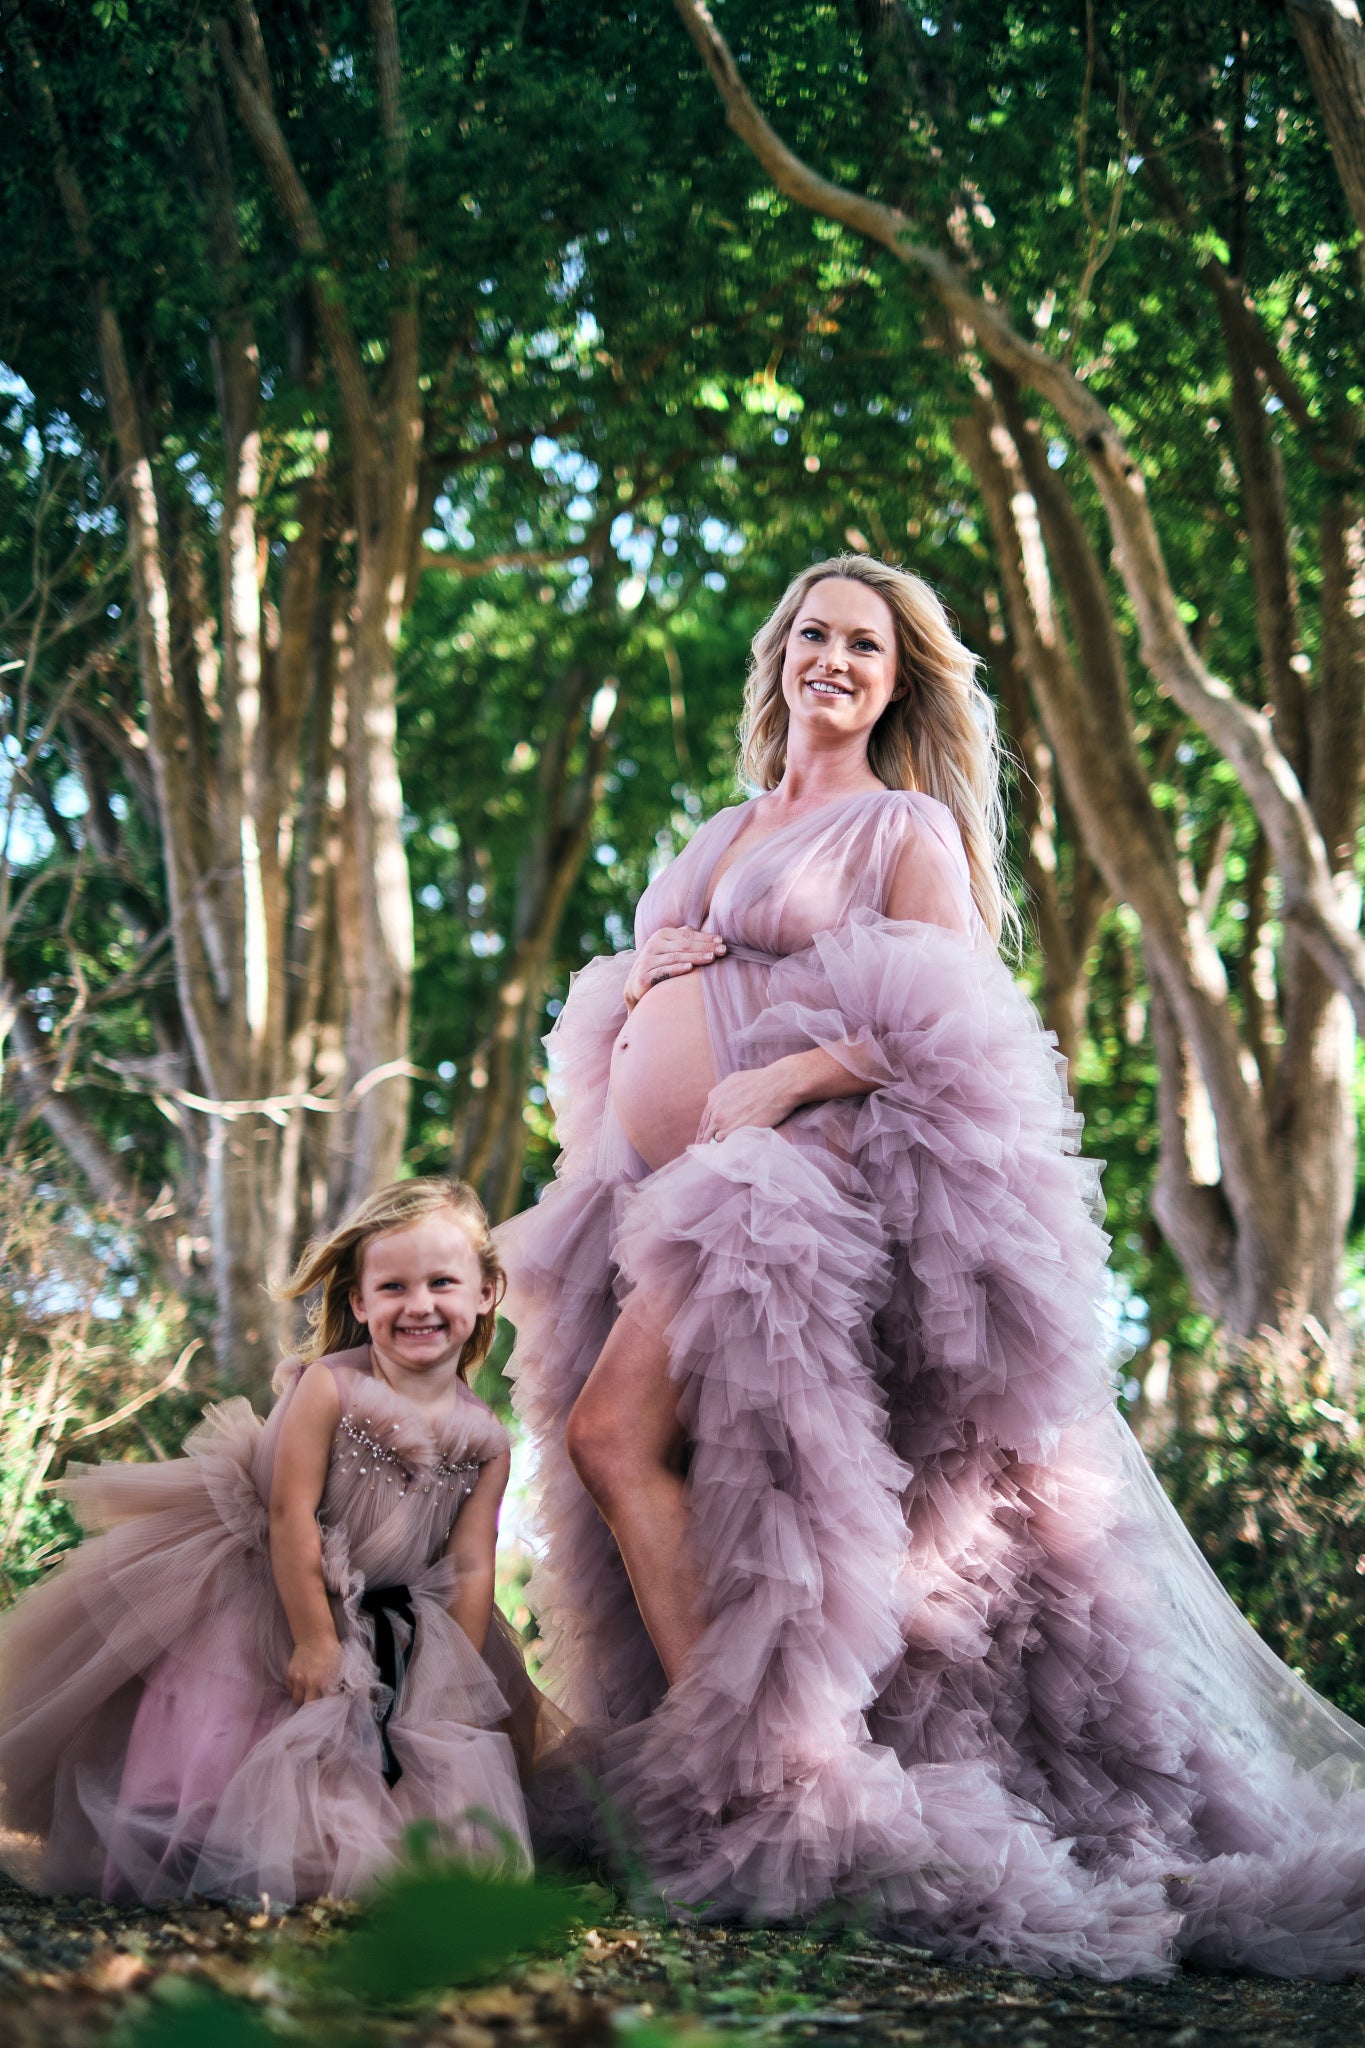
[566,495,595,521]
[437,1060,456,1081]
[1047,439,1068,469]
[0,768,58,867]
[52,774,87,819]
[703,571,726,593]
[549,242,587,305]
[417,884,443,910]
[595,843,618,866]
[470,929,505,957]
[698,516,744,557]
[604,910,631,951]
[425,494,475,554]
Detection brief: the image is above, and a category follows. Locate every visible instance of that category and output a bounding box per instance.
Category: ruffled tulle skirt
[0,1403,530,1903]
[503,915,1365,1980]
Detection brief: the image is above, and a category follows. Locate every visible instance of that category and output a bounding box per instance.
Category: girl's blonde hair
[739,554,1016,949]
[276,1178,506,1383]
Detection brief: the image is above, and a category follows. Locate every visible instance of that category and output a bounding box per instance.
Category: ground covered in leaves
[0,1872,1362,2048]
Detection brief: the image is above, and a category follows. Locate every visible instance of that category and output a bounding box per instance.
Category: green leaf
[319,1858,586,2004]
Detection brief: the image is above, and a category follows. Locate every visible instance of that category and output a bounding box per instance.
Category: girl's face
[349,1215,494,1386]
[780,578,900,750]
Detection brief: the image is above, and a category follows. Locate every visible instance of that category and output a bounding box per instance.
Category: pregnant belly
[609,972,718,1171]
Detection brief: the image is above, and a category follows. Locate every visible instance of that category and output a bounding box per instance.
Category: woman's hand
[623,926,726,1011]
[285,1633,342,1706]
[697,1047,875,1144]
[696,1058,805,1144]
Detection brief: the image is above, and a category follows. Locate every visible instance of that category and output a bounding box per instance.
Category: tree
[670,0,1365,1368]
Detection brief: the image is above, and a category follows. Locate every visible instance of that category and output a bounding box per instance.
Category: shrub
[1156,1340,1365,1721]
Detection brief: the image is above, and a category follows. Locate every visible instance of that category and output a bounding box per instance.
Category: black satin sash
[359,1582,416,1788]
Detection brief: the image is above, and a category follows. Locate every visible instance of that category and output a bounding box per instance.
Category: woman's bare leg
[565,1293,704,1685]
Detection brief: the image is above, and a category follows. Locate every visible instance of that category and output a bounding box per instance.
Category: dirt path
[0,1877,1361,2047]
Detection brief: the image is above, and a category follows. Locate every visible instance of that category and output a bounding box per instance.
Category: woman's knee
[564,1386,627,1507]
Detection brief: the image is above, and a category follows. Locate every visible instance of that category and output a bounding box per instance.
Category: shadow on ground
[0,1873,1361,2048]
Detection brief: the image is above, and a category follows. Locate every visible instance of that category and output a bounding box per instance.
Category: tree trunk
[12,12,421,1398]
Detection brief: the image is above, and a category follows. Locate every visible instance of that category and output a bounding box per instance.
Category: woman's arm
[268,1362,343,1705]
[444,1447,510,1656]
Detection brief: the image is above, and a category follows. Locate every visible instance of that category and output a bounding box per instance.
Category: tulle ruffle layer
[0,1397,529,1903]
[504,912,1365,1979]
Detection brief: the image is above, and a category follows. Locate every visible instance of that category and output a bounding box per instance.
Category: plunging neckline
[699,786,897,923]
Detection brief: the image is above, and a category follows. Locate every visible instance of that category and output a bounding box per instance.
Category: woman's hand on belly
[697,1047,876,1145]
[623,926,726,1011]
[696,1059,808,1145]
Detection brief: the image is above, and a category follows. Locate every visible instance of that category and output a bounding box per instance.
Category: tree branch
[1290,0,1365,250]
[212,6,381,474]
[670,0,1365,1030]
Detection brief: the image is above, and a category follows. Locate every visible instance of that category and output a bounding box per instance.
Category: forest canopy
[0,0,1361,1462]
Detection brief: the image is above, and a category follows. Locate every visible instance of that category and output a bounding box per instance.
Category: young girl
[0,1178,535,1905]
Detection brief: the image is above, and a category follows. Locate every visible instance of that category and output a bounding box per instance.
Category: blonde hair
[739,554,1016,949]
[276,1178,506,1383]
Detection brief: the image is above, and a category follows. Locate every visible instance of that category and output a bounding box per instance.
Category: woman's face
[780,578,900,751]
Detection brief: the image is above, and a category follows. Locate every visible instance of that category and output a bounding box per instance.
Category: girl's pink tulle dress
[0,1348,532,1903]
[499,788,1365,1981]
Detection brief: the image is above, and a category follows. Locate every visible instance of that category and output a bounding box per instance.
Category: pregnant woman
[499,555,1365,1979]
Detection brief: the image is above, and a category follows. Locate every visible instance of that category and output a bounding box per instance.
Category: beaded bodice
[265,1348,511,1586]
[335,1412,481,1504]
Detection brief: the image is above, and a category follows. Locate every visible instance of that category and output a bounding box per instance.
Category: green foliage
[321,1846,582,2004]
[1158,1346,1365,1719]
[112,1839,594,2047]
[114,1983,278,2048]
[0,1160,203,1604]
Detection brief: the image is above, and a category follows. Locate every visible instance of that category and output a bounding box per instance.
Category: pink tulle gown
[499,788,1365,1981]
[0,1348,532,1903]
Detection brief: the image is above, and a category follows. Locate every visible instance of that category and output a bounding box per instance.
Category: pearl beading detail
[336,1413,480,1502]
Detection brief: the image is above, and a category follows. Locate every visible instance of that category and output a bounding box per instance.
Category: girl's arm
[443,1447,510,1656]
[268,1362,343,1705]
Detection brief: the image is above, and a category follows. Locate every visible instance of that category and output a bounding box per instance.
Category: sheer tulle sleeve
[542,950,633,1179]
[883,798,974,933]
[494,949,633,1328]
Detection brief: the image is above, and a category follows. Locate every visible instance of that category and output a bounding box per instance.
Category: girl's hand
[623,927,725,1011]
[286,1635,342,1706]
[696,1058,805,1145]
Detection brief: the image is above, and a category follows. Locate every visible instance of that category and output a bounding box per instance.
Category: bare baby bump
[610,972,717,1171]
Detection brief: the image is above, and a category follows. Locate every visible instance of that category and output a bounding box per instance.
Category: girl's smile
[348,1216,495,1392]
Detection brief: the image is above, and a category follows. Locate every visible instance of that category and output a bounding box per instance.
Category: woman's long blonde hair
[275,1178,506,1383]
[739,554,1015,948]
